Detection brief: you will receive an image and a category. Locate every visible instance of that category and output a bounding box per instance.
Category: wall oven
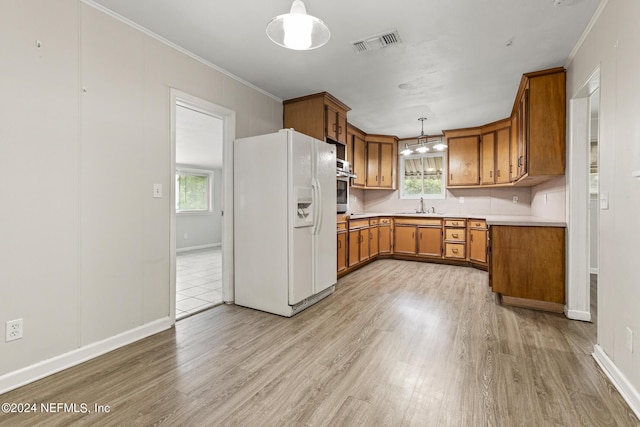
[337,176,349,213]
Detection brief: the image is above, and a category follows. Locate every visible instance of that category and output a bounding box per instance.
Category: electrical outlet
[513,196,519,204]
[6,319,23,342]
[626,327,633,353]
[459,197,465,204]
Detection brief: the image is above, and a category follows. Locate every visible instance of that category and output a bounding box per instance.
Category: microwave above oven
[336,158,356,179]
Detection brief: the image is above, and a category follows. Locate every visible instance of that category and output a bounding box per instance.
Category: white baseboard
[593,344,640,420]
[565,308,592,322]
[0,317,172,395]
[590,268,599,274]
[176,243,221,253]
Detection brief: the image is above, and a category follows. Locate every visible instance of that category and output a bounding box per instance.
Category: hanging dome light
[266,0,330,50]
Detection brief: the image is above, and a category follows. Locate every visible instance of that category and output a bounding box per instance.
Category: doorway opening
[170,90,236,322]
[567,67,600,323]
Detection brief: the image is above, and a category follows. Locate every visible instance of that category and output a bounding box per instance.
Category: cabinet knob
[452,248,459,254]
[452,233,459,238]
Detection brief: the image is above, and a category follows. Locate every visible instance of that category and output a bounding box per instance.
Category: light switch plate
[599,193,609,210]
[459,197,464,204]
[153,184,162,198]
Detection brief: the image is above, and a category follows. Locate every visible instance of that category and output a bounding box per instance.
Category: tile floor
[176,247,223,320]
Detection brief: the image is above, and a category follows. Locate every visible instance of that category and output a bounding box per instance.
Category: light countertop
[346,212,566,227]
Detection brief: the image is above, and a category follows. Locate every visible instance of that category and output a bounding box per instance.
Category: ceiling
[176,104,223,170]
[89,0,600,139]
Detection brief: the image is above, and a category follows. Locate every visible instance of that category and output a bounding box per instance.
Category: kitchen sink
[396,212,443,216]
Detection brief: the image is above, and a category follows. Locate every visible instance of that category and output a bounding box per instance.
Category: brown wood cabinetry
[443,218,466,260]
[418,226,443,257]
[510,67,566,185]
[489,225,566,312]
[378,217,392,254]
[348,124,367,188]
[446,67,565,189]
[394,218,442,258]
[365,135,397,189]
[283,92,350,145]
[337,215,348,274]
[445,128,481,187]
[480,119,511,186]
[348,219,370,267]
[468,219,488,266]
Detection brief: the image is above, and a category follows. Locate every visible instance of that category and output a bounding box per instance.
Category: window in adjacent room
[175,168,213,213]
[399,152,446,199]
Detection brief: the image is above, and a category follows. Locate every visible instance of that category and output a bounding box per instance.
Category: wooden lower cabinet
[489,225,565,312]
[394,225,417,254]
[337,231,347,273]
[378,218,392,254]
[468,228,487,264]
[418,226,442,257]
[369,226,379,257]
[348,228,369,267]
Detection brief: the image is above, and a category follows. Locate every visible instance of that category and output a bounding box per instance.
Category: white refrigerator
[234,129,337,317]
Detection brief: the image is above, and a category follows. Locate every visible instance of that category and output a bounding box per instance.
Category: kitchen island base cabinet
[489,225,565,313]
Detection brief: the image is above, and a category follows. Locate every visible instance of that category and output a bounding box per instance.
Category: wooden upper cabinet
[365,134,397,189]
[445,129,480,187]
[480,119,511,186]
[495,127,511,184]
[351,133,366,187]
[481,132,495,185]
[283,92,350,145]
[511,67,566,185]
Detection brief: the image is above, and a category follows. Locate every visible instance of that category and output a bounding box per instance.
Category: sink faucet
[430,206,436,214]
[417,197,425,214]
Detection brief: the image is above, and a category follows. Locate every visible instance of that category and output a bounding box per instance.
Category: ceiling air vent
[351,30,401,53]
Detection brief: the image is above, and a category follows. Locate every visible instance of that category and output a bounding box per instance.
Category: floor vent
[351,30,401,53]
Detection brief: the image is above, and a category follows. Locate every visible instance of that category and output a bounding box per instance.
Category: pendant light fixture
[415,117,429,153]
[401,117,447,155]
[266,0,330,50]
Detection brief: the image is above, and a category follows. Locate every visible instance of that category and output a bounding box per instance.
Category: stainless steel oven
[337,176,349,213]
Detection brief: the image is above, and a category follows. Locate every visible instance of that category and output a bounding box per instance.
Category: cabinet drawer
[349,218,370,229]
[369,218,380,225]
[395,217,442,226]
[445,219,466,227]
[379,217,392,225]
[445,228,466,241]
[469,219,487,229]
[445,243,466,258]
[337,222,347,231]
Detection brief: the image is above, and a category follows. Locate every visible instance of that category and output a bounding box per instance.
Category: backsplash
[349,186,534,216]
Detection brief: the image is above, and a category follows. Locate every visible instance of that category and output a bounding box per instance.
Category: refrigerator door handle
[311,179,322,235]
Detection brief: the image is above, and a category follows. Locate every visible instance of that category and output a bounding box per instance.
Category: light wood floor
[1,260,637,426]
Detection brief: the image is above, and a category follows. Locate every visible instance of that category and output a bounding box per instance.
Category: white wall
[0,0,282,382]
[566,0,640,405]
[176,169,223,250]
[531,176,567,220]
[360,185,533,216]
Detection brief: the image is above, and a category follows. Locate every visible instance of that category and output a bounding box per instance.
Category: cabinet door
[359,229,370,261]
[379,142,394,189]
[418,226,442,257]
[369,226,379,257]
[366,142,380,187]
[352,135,366,187]
[337,231,347,272]
[348,229,360,267]
[379,224,392,254]
[337,112,347,145]
[468,228,487,263]
[515,90,528,179]
[490,226,565,303]
[495,127,511,184]
[326,105,339,142]
[481,132,495,185]
[394,226,417,254]
[448,136,480,186]
[510,115,519,181]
